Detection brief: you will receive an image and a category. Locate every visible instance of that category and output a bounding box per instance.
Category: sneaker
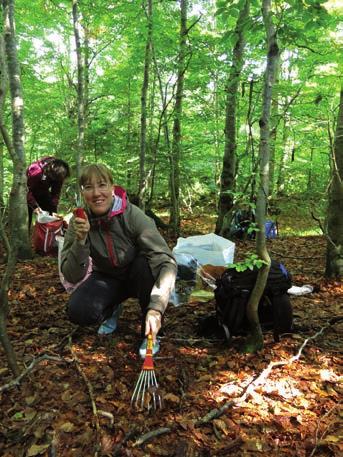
[97,303,123,335]
[139,337,160,359]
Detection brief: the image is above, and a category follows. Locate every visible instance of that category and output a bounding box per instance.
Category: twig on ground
[52,328,78,350]
[196,323,332,425]
[112,428,138,456]
[68,336,101,455]
[133,427,173,447]
[131,321,336,447]
[159,336,223,343]
[0,354,64,393]
[309,402,341,457]
[98,410,114,426]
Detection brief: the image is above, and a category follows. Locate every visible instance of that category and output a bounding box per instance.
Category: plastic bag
[170,234,235,306]
[265,220,278,239]
[173,233,235,266]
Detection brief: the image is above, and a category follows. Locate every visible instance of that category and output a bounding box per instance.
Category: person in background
[26,156,70,228]
[60,163,176,357]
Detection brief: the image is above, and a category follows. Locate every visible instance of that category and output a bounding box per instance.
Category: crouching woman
[60,163,176,355]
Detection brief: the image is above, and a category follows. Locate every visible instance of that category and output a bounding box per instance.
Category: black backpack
[228,209,256,240]
[214,260,293,342]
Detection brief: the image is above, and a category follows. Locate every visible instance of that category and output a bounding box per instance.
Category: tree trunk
[0,224,19,376]
[2,0,30,260]
[215,0,250,236]
[269,60,280,196]
[72,0,85,181]
[152,46,173,207]
[138,0,153,210]
[0,0,32,376]
[169,0,187,234]
[0,141,4,210]
[307,147,314,193]
[276,115,289,194]
[325,85,343,277]
[125,78,135,191]
[0,35,5,212]
[244,0,279,353]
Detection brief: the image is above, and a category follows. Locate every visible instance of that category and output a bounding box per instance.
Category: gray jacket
[61,186,176,314]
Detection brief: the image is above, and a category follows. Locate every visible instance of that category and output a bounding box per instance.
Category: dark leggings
[67,256,155,335]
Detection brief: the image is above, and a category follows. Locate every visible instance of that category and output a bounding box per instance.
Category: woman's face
[81,173,113,216]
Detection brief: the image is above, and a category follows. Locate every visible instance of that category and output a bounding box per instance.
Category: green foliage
[0,0,341,214]
[227,253,267,272]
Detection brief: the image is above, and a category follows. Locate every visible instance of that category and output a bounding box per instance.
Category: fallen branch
[68,336,101,455]
[196,322,331,425]
[0,354,64,393]
[131,321,335,447]
[133,427,173,447]
[309,402,341,457]
[159,336,223,344]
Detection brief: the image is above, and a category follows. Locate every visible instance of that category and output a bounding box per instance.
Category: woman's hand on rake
[145,309,162,343]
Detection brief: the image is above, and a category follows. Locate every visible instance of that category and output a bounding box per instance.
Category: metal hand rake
[131,333,162,410]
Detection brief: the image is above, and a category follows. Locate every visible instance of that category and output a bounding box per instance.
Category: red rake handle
[142,333,154,370]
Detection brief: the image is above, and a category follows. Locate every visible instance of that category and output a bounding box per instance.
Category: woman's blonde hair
[79,164,114,187]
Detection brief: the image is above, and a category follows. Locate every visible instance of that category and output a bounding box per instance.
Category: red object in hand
[73,207,86,219]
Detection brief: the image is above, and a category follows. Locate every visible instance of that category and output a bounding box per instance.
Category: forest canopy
[0,0,341,211]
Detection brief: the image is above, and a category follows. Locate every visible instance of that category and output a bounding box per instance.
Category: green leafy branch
[227,253,268,272]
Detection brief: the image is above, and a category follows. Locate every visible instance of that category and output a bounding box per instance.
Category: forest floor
[0,207,342,457]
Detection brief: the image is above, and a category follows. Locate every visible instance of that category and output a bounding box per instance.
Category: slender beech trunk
[307,147,314,192]
[146,72,157,206]
[2,0,30,260]
[0,35,6,211]
[0,141,4,210]
[0,0,32,376]
[83,22,90,130]
[138,0,153,210]
[269,60,280,196]
[126,78,133,189]
[247,78,257,199]
[170,0,187,234]
[152,46,172,191]
[0,223,19,376]
[215,0,250,236]
[276,115,289,194]
[72,0,85,180]
[325,85,343,277]
[244,0,279,353]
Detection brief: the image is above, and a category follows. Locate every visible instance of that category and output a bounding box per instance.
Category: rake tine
[131,333,162,410]
[140,370,148,409]
[131,370,145,406]
[152,371,162,408]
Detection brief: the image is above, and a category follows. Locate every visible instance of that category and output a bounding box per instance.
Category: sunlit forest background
[1,0,341,221]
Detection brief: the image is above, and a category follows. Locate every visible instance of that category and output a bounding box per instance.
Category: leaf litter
[0,227,342,457]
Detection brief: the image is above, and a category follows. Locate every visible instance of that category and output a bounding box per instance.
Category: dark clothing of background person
[26,156,69,227]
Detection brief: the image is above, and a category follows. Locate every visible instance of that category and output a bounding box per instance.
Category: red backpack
[26,156,54,179]
[32,216,65,256]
